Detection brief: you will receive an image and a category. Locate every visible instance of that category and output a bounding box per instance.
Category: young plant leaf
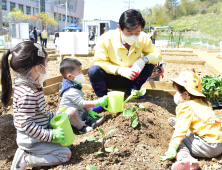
[85,165,98,170]
[132,105,139,112]
[59,107,67,113]
[132,113,137,118]
[123,108,134,117]
[131,118,138,128]
[98,127,105,138]
[82,137,97,142]
[105,147,114,152]
[97,138,103,143]
[106,129,117,137]
[139,88,146,95]
[97,152,104,155]
[139,104,147,111]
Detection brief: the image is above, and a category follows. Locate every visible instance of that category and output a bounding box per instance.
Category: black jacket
[89,32,95,40]
[33,30,37,39]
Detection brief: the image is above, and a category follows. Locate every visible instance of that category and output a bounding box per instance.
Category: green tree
[3,8,25,23]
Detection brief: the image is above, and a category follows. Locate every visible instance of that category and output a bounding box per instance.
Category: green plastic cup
[50,113,75,146]
[104,91,125,113]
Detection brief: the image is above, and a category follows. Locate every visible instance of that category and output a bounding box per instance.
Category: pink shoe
[171,161,199,170]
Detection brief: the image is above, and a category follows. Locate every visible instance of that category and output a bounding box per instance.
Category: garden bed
[161,63,215,82]
[162,55,200,61]
[1,91,222,170]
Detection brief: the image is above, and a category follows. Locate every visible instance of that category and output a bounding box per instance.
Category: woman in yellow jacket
[160,69,222,170]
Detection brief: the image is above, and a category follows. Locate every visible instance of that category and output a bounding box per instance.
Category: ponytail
[1,50,12,107]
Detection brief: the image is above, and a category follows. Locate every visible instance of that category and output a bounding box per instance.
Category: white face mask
[37,64,48,83]
[122,32,138,45]
[72,74,85,84]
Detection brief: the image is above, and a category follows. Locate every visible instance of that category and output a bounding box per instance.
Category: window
[58,14,61,21]
[26,6,31,15]
[74,18,77,23]
[40,0,45,13]
[54,13,57,19]
[19,4,23,13]
[67,16,69,22]
[10,2,15,11]
[71,17,73,23]
[63,15,66,21]
[2,1,6,11]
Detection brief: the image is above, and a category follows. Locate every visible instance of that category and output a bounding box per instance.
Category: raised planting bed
[161,63,214,82]
[1,90,222,170]
[162,52,197,56]
[162,55,200,61]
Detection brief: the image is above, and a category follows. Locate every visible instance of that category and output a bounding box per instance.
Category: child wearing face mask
[0,42,71,170]
[160,69,222,170]
[59,58,107,134]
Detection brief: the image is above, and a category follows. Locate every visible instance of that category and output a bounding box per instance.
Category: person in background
[39,30,43,45]
[160,69,222,170]
[66,29,70,32]
[41,29,48,48]
[29,30,35,42]
[54,31,59,44]
[151,27,156,45]
[33,27,37,43]
[89,29,95,50]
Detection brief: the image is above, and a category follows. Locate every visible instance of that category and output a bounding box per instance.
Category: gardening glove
[52,127,66,144]
[117,67,139,80]
[94,96,108,107]
[88,110,102,119]
[130,58,146,74]
[160,144,178,161]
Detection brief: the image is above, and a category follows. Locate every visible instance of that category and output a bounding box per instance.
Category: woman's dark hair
[119,9,145,31]
[60,58,82,78]
[1,41,47,107]
[173,82,209,105]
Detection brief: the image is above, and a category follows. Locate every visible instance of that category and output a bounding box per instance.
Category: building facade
[2,0,84,33]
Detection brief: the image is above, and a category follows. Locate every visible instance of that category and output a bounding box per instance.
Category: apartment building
[2,0,84,32]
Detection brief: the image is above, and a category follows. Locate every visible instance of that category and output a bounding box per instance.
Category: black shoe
[87,116,105,129]
[79,125,93,134]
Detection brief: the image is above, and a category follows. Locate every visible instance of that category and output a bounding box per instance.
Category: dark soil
[1,90,222,170]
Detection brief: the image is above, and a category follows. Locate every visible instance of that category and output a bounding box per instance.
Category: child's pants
[11,130,71,168]
[65,107,91,130]
[179,131,222,158]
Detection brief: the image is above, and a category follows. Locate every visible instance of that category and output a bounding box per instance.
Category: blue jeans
[88,64,154,89]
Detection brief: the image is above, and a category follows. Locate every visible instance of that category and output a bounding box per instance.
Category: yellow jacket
[93,29,162,75]
[170,98,222,147]
[41,31,48,39]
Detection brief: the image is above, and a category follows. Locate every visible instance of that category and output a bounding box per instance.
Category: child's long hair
[173,82,209,105]
[1,41,47,107]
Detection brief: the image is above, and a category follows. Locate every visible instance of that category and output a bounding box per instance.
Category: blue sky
[83,0,166,22]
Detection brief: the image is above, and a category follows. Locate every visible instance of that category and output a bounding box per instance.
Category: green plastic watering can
[103,91,132,113]
[50,112,75,147]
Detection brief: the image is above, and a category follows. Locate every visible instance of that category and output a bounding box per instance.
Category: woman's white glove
[130,58,146,74]
[117,67,138,80]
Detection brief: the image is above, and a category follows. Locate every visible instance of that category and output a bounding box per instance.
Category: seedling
[123,89,147,128]
[83,127,117,157]
[202,74,222,106]
[125,88,146,104]
[85,165,98,170]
